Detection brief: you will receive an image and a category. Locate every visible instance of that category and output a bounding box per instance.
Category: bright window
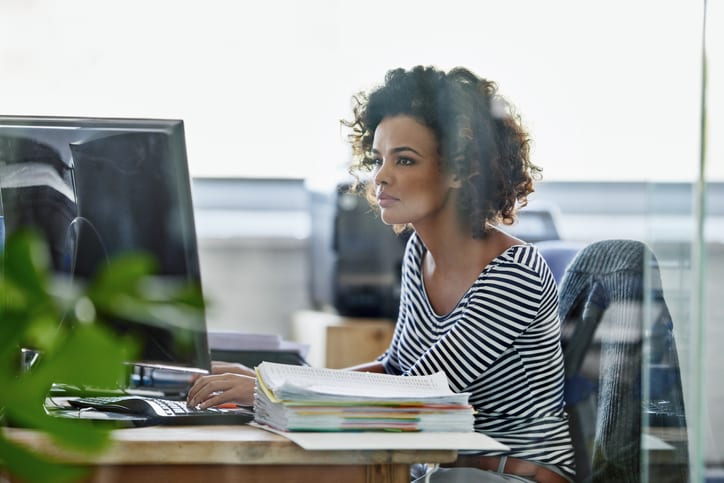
[0,1,713,183]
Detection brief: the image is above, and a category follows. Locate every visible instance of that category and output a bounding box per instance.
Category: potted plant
[0,230,204,482]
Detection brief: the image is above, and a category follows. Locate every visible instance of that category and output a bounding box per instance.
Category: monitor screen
[0,115,210,374]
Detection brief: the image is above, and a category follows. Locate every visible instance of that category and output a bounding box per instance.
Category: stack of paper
[253,362,474,432]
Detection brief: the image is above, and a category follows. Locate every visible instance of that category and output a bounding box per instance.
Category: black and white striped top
[379,232,575,479]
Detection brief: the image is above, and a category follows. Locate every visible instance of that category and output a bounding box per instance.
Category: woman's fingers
[186,374,214,404]
[187,373,255,409]
[195,390,233,410]
[187,375,230,406]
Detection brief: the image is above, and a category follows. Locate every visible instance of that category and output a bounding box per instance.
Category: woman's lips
[377,192,398,208]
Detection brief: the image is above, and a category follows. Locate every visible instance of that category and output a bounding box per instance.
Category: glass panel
[641,185,696,482]
[699,1,724,481]
[642,2,723,482]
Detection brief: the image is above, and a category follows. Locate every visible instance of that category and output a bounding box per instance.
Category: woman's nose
[373,160,389,185]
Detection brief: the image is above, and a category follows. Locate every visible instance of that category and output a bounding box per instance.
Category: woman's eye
[361,158,382,171]
[397,157,415,166]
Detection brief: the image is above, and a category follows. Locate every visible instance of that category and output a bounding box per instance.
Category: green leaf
[1,229,205,481]
[1,229,50,298]
[87,252,158,301]
[3,325,136,451]
[10,330,129,404]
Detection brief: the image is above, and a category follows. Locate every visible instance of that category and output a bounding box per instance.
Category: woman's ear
[448,173,463,189]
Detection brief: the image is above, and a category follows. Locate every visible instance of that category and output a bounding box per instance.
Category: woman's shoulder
[490,243,550,279]
[403,230,424,257]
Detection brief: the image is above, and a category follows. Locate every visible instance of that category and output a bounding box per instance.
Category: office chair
[557,239,689,483]
[535,240,586,285]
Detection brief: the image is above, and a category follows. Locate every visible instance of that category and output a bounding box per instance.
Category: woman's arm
[344,360,386,373]
[210,360,255,377]
[187,360,387,409]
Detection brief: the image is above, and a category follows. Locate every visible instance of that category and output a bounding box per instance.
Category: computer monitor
[0,115,210,375]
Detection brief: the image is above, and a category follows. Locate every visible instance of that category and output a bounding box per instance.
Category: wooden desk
[3,425,457,483]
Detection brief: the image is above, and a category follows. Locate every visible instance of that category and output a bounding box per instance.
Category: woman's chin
[380,214,399,226]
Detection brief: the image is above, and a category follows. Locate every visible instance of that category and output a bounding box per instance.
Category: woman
[188,65,575,483]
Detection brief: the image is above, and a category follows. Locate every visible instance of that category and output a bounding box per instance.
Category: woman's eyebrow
[371,146,424,156]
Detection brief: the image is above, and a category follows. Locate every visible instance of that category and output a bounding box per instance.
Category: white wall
[0,0,715,184]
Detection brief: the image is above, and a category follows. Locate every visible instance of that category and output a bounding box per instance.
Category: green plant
[0,230,204,482]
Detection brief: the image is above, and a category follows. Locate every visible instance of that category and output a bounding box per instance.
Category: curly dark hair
[343,65,541,239]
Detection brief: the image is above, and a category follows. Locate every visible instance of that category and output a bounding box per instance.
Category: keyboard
[68,396,254,426]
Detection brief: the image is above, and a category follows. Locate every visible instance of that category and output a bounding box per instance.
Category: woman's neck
[417,224,522,316]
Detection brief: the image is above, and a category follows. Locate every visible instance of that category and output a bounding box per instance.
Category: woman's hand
[186,373,256,409]
[210,361,255,377]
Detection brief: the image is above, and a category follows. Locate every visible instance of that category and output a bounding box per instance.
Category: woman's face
[371,115,459,228]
